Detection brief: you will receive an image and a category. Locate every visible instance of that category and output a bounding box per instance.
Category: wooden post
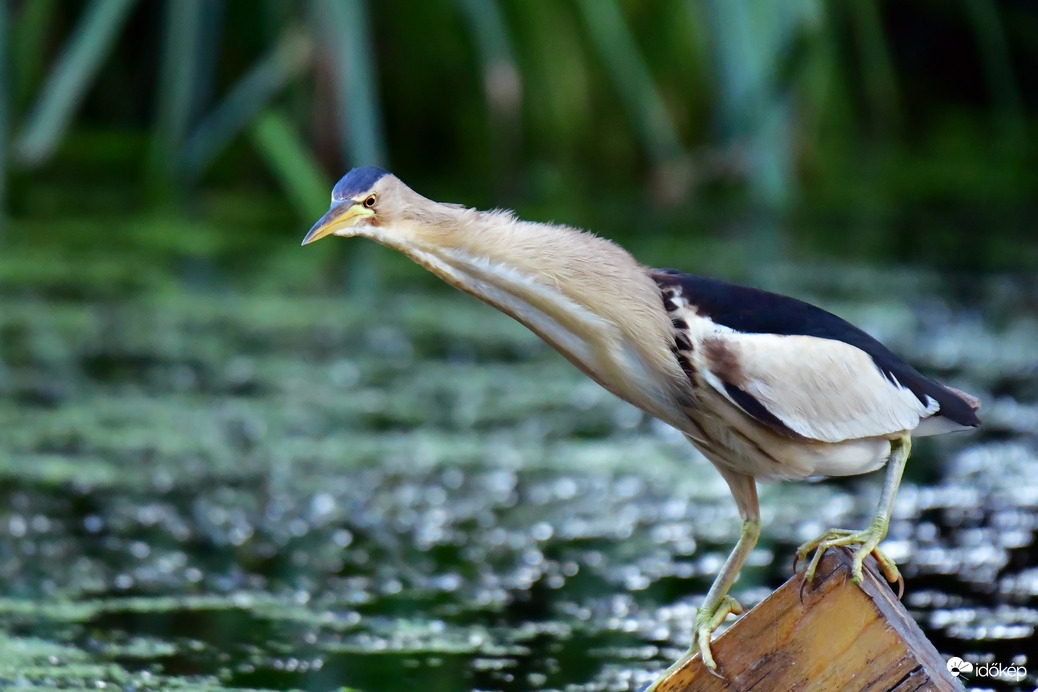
[650,547,964,692]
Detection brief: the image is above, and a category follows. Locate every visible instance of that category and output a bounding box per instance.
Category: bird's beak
[301,202,373,246]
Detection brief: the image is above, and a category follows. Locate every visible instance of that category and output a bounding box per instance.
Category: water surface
[0,239,1035,691]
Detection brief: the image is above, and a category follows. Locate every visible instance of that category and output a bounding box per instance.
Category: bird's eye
[363,194,377,208]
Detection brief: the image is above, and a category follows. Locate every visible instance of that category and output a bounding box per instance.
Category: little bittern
[302,167,980,688]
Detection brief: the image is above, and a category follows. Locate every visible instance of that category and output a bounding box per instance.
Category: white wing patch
[671,300,940,443]
[713,332,938,443]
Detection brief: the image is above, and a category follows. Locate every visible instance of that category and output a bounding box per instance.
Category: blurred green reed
[0,0,1033,269]
[0,0,7,223]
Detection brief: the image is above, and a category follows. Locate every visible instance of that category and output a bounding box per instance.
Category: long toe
[795,529,855,575]
[852,542,902,589]
[695,594,742,672]
[641,594,744,691]
[798,528,881,587]
[798,526,902,596]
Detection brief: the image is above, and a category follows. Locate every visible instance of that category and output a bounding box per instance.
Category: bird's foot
[795,518,903,597]
[695,594,743,673]
[641,595,743,691]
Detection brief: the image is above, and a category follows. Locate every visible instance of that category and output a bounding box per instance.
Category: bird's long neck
[376,202,694,428]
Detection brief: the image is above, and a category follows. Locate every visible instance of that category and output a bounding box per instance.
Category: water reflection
[0,266,1034,691]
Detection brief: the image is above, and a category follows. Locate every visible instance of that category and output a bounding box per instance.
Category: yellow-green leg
[644,469,760,691]
[797,434,912,590]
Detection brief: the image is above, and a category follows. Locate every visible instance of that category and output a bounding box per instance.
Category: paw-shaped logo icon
[946,657,974,678]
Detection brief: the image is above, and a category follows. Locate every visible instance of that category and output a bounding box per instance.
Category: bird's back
[651,269,980,447]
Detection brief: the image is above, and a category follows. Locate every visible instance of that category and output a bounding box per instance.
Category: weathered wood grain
[649,547,964,692]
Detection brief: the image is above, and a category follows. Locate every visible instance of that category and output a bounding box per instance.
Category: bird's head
[303,164,450,245]
[301,166,398,245]
[302,166,473,258]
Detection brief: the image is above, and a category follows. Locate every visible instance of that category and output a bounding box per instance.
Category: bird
[301,166,981,689]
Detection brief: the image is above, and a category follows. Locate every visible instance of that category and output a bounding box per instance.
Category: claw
[641,595,743,691]
[705,663,727,681]
[795,524,903,597]
[696,594,742,672]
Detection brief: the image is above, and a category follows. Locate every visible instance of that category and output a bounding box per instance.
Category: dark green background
[2,0,1036,271]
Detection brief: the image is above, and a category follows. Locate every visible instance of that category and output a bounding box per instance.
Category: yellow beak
[301,202,373,245]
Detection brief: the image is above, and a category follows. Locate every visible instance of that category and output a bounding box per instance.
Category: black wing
[652,269,980,429]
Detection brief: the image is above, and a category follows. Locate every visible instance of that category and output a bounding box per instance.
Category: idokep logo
[946,657,973,678]
[947,656,1028,682]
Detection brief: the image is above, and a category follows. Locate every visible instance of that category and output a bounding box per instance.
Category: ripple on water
[1,274,1036,690]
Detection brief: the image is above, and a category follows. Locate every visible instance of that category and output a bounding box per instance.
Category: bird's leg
[797,434,911,591]
[644,470,760,691]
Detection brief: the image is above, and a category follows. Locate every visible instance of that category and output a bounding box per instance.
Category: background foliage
[1,0,1036,275]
